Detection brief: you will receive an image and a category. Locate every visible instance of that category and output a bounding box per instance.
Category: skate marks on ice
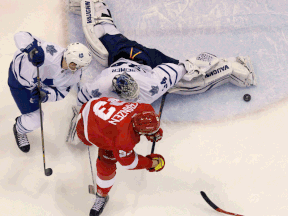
[67,0,288,121]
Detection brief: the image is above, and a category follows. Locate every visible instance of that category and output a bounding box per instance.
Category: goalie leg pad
[230,56,257,87]
[81,0,118,67]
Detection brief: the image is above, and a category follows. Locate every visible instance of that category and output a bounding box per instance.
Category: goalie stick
[200,191,243,216]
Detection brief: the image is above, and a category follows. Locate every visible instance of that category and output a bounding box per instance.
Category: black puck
[243,94,251,102]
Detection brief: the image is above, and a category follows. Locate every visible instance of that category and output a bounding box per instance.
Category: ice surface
[1,0,288,216]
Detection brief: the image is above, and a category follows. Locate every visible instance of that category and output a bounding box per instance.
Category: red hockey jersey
[76,97,155,170]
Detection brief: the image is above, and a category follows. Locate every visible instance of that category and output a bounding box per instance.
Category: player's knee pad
[81,0,116,67]
[229,56,257,87]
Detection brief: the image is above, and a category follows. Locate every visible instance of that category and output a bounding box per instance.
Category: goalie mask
[132,111,160,135]
[64,42,92,72]
[112,72,140,100]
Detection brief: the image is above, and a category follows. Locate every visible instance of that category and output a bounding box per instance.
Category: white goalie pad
[171,55,257,95]
[69,0,82,15]
[172,58,233,95]
[66,106,82,145]
[81,0,110,67]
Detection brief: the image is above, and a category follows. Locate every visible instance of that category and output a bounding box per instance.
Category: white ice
[1,0,288,216]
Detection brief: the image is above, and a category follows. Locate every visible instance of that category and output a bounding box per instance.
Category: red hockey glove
[145,128,163,142]
[146,154,165,172]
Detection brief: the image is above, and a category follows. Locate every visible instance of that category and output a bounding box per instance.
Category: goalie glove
[145,128,163,142]
[146,154,165,172]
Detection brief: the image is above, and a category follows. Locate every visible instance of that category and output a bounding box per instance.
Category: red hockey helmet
[132,111,160,135]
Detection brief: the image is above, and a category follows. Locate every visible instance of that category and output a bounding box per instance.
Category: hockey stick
[200,191,243,216]
[36,66,53,176]
[151,92,169,154]
[88,146,96,195]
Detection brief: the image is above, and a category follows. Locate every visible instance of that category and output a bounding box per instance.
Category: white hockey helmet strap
[64,42,92,72]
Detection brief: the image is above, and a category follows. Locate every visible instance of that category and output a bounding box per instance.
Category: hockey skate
[13,119,30,153]
[90,193,109,216]
[236,56,257,86]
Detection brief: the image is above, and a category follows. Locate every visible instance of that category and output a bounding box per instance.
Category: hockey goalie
[67,0,257,145]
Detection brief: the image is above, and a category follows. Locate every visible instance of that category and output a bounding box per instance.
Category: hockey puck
[243,94,251,102]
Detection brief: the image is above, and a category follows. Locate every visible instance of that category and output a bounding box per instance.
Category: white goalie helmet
[64,42,92,72]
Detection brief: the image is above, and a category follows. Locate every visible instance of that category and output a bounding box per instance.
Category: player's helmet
[112,72,140,100]
[64,42,92,72]
[132,111,160,135]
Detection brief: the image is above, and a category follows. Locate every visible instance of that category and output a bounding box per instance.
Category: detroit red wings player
[76,97,165,216]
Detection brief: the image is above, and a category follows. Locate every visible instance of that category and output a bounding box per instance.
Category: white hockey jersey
[11,31,82,102]
[77,58,186,105]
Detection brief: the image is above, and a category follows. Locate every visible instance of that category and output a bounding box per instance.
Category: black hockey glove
[30,87,50,103]
[22,39,45,67]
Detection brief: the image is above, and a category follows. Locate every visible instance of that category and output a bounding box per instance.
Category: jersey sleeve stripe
[18,56,30,85]
[12,53,23,80]
[122,152,139,170]
[80,89,90,102]
[158,66,172,85]
[14,54,30,86]
[77,97,85,105]
[164,64,178,85]
[49,86,65,101]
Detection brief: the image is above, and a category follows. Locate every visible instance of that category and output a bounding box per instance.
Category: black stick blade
[200,191,219,210]
[200,191,244,216]
[45,168,53,176]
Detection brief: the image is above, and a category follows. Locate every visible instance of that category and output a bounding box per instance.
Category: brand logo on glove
[205,65,229,78]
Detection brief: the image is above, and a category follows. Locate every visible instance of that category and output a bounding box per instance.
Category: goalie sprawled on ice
[67,0,257,143]
[67,0,257,145]
[69,0,256,105]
